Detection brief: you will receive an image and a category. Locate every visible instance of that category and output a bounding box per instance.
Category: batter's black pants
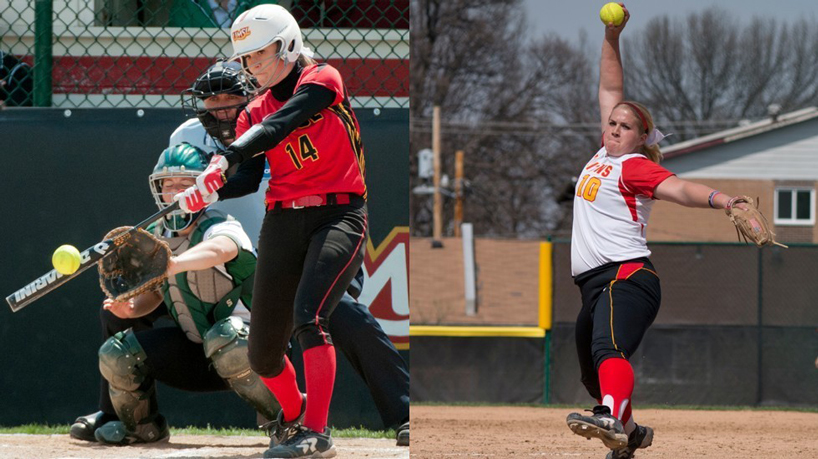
[248,197,367,378]
[574,257,661,401]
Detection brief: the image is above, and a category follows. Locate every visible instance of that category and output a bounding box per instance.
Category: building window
[774,188,815,226]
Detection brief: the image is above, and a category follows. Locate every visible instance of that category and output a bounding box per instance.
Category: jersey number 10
[577,174,601,202]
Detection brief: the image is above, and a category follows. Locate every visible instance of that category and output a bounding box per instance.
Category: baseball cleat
[69,411,116,442]
[606,424,654,459]
[263,393,307,447]
[566,405,628,449]
[396,420,409,446]
[263,426,337,458]
[93,415,170,445]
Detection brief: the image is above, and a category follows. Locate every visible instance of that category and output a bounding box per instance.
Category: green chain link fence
[1,0,408,108]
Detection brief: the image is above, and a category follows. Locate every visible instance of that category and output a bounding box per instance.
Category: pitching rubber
[566,415,629,449]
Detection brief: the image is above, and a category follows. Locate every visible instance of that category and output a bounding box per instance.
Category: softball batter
[566,4,752,458]
[178,60,409,445]
[176,5,368,457]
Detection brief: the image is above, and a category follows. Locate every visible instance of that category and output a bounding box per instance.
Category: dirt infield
[412,405,818,458]
[0,433,407,458]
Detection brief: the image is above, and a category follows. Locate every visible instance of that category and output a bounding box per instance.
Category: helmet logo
[233,27,252,41]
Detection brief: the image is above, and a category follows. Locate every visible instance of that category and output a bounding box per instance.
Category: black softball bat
[5,202,180,312]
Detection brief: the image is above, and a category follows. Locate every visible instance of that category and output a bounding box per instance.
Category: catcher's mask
[181,60,251,145]
[149,143,211,232]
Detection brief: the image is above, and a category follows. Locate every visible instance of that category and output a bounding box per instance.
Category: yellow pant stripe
[608,280,626,359]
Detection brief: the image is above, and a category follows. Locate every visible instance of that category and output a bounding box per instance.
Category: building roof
[663,107,818,160]
[661,107,818,181]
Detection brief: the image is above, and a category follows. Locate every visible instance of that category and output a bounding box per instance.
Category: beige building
[410,237,541,326]
[649,107,818,244]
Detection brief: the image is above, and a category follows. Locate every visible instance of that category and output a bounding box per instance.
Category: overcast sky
[523,0,818,44]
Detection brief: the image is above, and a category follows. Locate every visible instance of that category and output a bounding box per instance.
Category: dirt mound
[412,405,818,458]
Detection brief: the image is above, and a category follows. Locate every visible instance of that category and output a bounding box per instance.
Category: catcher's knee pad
[204,317,280,420]
[99,330,148,391]
[98,330,157,432]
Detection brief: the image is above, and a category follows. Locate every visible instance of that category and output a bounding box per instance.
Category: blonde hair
[298,54,317,66]
[615,101,662,164]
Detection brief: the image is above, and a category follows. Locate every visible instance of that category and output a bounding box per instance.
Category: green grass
[0,424,395,439]
[412,401,818,413]
[0,424,70,435]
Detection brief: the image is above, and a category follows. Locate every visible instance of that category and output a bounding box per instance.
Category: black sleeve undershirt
[218,154,266,200]
[222,83,336,168]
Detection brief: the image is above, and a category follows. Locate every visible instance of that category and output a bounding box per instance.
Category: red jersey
[236,64,367,204]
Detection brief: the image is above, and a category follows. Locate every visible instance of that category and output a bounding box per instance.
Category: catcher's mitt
[725,196,787,248]
[98,226,172,300]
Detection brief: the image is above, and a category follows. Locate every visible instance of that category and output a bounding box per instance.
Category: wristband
[708,191,721,209]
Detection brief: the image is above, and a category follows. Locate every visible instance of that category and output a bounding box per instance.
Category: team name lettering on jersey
[297,113,323,130]
[570,147,674,276]
[235,64,367,202]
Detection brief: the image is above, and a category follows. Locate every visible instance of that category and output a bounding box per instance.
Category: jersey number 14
[577,174,601,202]
[285,135,320,170]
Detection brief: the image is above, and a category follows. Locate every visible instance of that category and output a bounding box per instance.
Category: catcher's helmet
[149,143,211,232]
[229,4,304,94]
[181,60,250,145]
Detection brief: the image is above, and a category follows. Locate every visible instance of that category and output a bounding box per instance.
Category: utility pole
[432,105,443,246]
[454,150,464,237]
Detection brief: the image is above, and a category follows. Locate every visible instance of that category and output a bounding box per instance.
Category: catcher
[71,143,276,445]
[565,5,782,459]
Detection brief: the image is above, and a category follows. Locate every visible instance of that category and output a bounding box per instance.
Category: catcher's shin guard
[98,330,159,435]
[204,317,281,421]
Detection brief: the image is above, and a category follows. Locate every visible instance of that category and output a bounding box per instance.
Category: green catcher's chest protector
[150,210,255,343]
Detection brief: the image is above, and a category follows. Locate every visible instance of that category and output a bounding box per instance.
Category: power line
[410,117,748,137]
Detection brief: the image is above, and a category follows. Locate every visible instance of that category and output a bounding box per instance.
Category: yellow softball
[600,2,625,26]
[52,244,81,275]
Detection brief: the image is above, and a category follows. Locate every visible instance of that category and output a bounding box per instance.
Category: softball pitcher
[566,4,760,458]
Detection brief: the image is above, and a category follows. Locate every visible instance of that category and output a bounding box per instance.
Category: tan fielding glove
[725,196,787,248]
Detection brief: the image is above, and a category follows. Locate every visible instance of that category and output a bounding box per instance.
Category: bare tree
[411,2,818,238]
[626,8,818,139]
[411,0,600,237]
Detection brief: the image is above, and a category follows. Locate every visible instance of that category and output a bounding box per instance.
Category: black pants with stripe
[574,257,661,401]
[248,197,368,378]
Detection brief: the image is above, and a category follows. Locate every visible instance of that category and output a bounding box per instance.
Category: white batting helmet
[230,4,303,63]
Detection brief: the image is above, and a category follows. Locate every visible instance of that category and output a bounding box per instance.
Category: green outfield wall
[411,240,818,407]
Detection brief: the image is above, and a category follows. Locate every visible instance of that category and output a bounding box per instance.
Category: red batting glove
[197,154,229,196]
[173,187,218,213]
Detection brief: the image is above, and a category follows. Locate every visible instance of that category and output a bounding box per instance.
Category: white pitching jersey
[571,147,674,276]
[169,118,269,244]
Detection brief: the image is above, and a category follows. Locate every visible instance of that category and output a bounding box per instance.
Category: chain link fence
[1,0,408,108]
[551,241,818,406]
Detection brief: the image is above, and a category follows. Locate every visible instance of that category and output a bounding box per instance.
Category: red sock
[302,344,336,433]
[621,403,635,434]
[598,357,634,427]
[260,356,303,422]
